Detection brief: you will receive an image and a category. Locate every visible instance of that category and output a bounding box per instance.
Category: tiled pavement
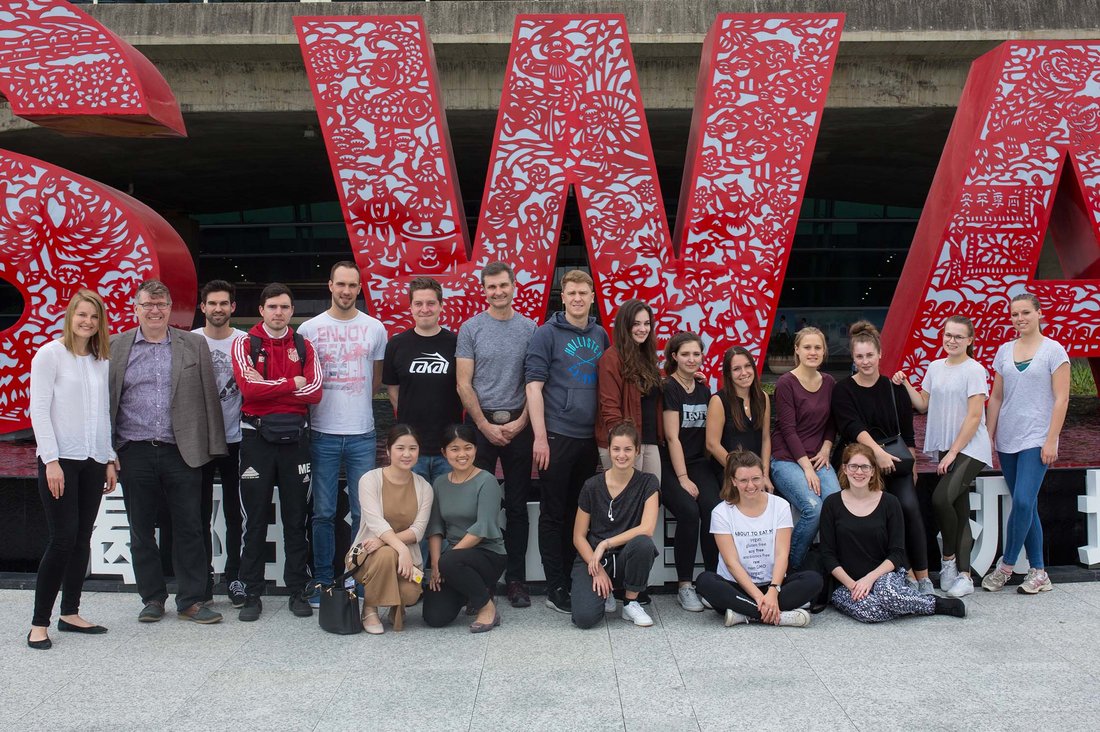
[4,582,1100,731]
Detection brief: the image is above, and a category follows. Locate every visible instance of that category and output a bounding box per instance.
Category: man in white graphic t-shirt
[193,280,248,608]
[297,262,387,602]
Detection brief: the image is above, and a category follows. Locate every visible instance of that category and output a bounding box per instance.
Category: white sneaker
[916,578,936,595]
[724,609,749,626]
[622,600,654,627]
[604,593,617,613]
[778,609,811,627]
[677,586,705,612]
[946,574,974,598]
[939,558,959,592]
[700,596,713,610]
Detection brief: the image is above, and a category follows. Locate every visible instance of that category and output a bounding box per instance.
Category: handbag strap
[329,544,368,589]
[888,379,903,440]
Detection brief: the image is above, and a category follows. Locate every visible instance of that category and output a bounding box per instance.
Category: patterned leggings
[830,569,935,623]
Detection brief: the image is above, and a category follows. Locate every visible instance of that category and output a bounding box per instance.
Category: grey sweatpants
[571,535,657,629]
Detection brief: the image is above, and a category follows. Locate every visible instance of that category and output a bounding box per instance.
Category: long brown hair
[62,289,110,360]
[838,443,884,492]
[720,346,765,432]
[663,331,704,377]
[612,299,661,393]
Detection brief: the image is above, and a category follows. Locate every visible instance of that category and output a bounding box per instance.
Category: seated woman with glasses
[695,450,823,627]
[820,444,967,622]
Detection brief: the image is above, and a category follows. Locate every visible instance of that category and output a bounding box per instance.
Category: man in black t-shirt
[382,277,463,482]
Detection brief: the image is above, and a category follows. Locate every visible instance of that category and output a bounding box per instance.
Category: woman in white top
[695,450,823,627]
[351,424,433,633]
[27,290,117,650]
[981,293,1070,594]
[895,315,991,598]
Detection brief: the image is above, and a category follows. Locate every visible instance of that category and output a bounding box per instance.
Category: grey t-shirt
[578,470,659,549]
[192,328,246,443]
[456,310,537,411]
[992,337,1069,454]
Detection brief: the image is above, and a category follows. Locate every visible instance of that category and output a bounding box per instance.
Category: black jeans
[32,458,106,627]
[474,423,533,583]
[239,431,312,599]
[658,452,722,580]
[201,441,242,592]
[422,546,507,627]
[537,432,599,593]
[571,535,657,629]
[695,569,823,619]
[885,467,928,573]
[118,441,207,611]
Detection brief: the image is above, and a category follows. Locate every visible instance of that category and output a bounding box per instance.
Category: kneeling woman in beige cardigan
[351,424,433,634]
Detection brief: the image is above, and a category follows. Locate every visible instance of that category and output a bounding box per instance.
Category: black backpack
[249,332,307,378]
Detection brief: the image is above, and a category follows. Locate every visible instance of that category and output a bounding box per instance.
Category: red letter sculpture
[884,42,1100,388]
[297,13,842,374]
[0,0,191,432]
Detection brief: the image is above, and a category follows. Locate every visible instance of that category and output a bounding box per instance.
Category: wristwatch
[768,583,781,590]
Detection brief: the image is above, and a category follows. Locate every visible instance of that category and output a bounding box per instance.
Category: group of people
[26,258,1068,647]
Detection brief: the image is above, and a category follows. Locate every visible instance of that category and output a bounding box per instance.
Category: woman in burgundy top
[596,299,663,478]
[770,327,840,569]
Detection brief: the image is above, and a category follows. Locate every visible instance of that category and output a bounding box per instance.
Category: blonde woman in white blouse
[27,290,117,650]
[352,424,433,633]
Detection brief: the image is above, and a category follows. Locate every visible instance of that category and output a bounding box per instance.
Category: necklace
[450,468,475,483]
[674,372,695,392]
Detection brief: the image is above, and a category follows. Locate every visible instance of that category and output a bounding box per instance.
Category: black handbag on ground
[318,548,365,635]
[878,385,915,474]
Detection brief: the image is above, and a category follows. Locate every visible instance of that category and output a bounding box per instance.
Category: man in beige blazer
[110,280,227,624]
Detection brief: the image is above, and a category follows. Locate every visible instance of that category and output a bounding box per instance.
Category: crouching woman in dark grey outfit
[571,423,660,629]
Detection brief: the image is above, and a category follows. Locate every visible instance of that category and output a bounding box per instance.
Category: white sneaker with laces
[604,593,617,613]
[677,586,705,612]
[622,600,654,627]
[778,609,811,627]
[724,609,749,626]
[946,574,974,598]
[939,558,959,592]
[916,578,936,595]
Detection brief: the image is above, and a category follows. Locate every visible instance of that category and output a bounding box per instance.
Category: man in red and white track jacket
[231,282,322,622]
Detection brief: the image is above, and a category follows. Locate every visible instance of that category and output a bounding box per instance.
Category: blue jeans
[310,430,376,585]
[413,455,450,485]
[998,448,1047,569]
[770,458,842,569]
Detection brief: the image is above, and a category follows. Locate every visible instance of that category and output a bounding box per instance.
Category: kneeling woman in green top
[424,424,506,633]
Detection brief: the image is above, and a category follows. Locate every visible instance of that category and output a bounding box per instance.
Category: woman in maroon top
[596,299,663,478]
[770,327,840,569]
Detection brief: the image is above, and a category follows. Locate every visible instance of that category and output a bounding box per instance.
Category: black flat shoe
[27,631,52,650]
[57,619,108,634]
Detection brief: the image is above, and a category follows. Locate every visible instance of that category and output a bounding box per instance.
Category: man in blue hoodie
[525,269,610,614]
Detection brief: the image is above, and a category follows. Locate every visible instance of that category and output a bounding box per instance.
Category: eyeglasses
[942,333,970,341]
[845,463,874,474]
[138,302,171,311]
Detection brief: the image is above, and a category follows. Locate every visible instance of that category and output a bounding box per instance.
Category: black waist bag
[249,413,307,444]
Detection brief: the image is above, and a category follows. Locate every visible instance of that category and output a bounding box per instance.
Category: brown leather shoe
[178,603,223,624]
[506,581,530,608]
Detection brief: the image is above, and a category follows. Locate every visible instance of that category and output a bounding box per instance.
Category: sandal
[362,609,384,635]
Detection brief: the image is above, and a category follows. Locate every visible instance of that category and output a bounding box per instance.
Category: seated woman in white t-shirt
[695,450,823,627]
